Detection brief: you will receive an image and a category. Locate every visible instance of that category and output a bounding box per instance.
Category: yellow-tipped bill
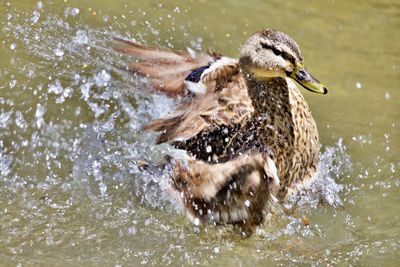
[290,64,328,94]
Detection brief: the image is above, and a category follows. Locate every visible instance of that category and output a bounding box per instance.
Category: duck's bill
[290,64,328,94]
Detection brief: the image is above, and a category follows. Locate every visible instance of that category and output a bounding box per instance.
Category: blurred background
[0,0,399,266]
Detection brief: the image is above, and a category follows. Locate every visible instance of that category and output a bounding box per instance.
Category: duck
[115,29,328,235]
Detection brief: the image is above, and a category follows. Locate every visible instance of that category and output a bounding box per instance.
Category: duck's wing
[144,57,254,145]
[114,38,214,96]
[171,152,280,234]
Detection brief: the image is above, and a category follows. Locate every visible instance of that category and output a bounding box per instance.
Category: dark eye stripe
[261,43,296,64]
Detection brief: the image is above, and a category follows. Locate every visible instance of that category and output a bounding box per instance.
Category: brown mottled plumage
[115,29,328,235]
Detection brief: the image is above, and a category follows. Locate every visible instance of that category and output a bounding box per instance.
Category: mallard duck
[115,29,327,234]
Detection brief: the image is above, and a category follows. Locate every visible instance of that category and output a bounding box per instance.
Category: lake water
[0,0,399,266]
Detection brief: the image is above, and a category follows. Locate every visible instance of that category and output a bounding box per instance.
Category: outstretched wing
[115,38,254,155]
[114,38,214,96]
[144,57,254,149]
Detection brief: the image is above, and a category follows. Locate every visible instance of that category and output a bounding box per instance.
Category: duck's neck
[246,77,291,119]
[244,76,319,199]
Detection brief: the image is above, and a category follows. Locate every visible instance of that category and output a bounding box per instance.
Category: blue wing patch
[185,65,210,83]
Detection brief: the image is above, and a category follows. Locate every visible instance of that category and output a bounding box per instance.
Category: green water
[0,0,399,266]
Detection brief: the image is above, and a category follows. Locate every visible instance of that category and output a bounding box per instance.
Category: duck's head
[239,29,328,94]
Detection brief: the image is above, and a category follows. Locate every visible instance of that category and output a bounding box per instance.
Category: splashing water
[285,139,351,209]
[2,6,348,220]
[0,3,398,266]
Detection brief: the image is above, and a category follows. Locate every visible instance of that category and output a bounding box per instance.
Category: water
[0,0,399,266]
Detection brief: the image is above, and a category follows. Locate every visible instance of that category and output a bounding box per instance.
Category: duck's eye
[261,43,282,57]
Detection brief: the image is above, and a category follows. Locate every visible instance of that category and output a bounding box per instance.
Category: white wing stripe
[200,56,238,80]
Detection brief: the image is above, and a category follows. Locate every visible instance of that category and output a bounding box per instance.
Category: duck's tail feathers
[114,37,214,96]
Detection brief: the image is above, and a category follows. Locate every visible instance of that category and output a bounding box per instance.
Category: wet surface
[0,0,399,266]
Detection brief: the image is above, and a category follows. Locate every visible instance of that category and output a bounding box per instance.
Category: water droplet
[80,82,91,101]
[36,1,43,9]
[94,70,111,87]
[71,8,80,16]
[63,87,73,98]
[31,11,40,24]
[355,82,362,89]
[15,112,27,129]
[73,30,89,45]
[0,112,12,129]
[9,79,17,88]
[53,48,64,57]
[48,79,63,94]
[128,226,137,235]
[35,104,46,129]
[99,182,107,195]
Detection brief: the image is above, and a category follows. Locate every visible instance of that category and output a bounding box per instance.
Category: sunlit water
[0,1,399,266]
